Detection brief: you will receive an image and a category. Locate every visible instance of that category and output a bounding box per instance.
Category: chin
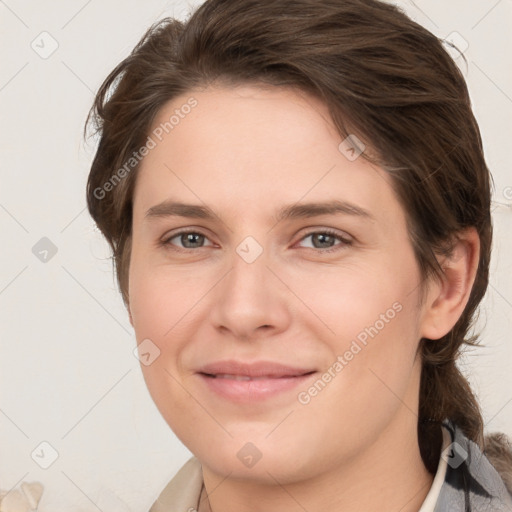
[188,431,318,485]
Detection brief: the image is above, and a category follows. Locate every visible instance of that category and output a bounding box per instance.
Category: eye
[161,230,214,251]
[160,228,352,254]
[296,229,352,253]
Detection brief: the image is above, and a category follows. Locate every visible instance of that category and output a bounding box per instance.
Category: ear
[419,227,480,340]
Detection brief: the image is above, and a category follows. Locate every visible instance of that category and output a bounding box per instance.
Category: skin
[127,85,479,512]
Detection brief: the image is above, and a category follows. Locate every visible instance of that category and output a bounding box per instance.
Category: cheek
[129,266,203,439]
[286,253,419,343]
[303,292,419,405]
[129,260,178,379]
[128,254,203,339]
[289,257,422,413]
[289,296,421,465]
[128,257,215,402]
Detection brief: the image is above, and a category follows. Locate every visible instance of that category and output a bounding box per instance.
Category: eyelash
[160,228,353,254]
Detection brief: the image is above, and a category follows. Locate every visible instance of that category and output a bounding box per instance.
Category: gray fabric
[435,420,512,511]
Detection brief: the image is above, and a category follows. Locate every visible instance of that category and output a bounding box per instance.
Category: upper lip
[197,360,316,378]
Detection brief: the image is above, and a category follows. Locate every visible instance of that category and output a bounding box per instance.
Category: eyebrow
[144,199,374,223]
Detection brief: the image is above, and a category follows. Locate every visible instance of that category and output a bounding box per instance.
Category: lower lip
[197,373,316,402]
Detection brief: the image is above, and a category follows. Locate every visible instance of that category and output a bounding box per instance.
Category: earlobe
[420,228,480,341]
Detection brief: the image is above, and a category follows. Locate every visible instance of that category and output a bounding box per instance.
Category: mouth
[196,360,317,402]
[205,373,312,381]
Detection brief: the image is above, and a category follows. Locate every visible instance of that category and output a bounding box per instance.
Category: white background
[1,1,511,511]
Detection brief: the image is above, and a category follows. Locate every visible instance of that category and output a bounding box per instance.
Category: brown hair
[85,0,511,480]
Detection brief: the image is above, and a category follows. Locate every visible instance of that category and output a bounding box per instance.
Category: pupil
[315,233,333,248]
[183,233,203,248]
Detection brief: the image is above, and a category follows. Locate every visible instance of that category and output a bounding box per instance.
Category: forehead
[133,84,404,227]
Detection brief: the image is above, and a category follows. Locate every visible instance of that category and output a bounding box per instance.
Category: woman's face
[128,85,430,482]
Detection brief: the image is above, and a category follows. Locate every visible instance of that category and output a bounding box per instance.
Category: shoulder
[148,456,203,512]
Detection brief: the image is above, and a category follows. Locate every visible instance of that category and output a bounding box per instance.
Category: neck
[200,410,435,512]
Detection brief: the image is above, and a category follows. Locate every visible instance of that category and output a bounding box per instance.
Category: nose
[209,245,292,341]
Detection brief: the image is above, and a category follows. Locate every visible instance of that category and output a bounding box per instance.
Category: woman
[86,0,512,510]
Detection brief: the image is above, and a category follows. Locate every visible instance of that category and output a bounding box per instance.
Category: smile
[196,360,317,402]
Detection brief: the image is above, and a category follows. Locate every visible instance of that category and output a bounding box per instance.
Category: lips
[212,374,276,381]
[197,360,315,379]
[196,360,316,402]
